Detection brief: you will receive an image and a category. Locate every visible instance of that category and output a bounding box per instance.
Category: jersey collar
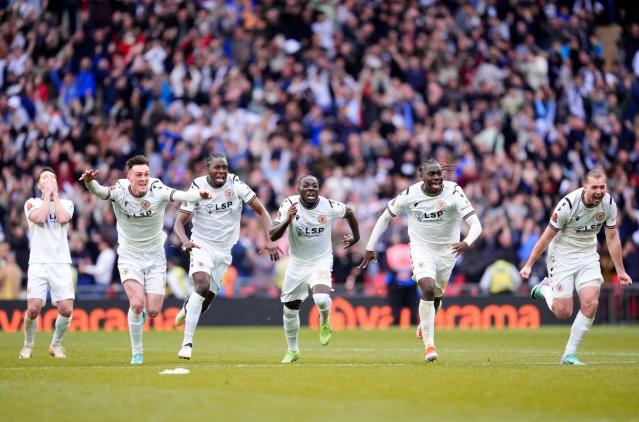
[128,186,146,199]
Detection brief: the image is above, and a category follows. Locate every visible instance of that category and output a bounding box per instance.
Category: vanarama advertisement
[0,297,547,332]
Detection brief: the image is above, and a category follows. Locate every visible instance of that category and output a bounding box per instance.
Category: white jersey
[106,178,173,253]
[24,197,74,264]
[274,195,347,264]
[548,188,617,260]
[180,174,257,251]
[387,181,475,253]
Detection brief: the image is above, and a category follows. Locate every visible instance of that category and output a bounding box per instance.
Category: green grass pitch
[1,326,638,421]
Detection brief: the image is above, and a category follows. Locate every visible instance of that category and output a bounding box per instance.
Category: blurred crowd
[1,0,639,301]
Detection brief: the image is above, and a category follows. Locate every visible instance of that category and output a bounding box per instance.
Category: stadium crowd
[1,0,639,300]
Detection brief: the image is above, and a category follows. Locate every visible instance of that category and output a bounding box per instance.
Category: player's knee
[581,297,598,315]
[58,306,73,318]
[26,305,41,319]
[554,306,572,320]
[284,300,302,310]
[129,302,144,315]
[147,310,160,318]
[418,279,436,300]
[194,283,210,297]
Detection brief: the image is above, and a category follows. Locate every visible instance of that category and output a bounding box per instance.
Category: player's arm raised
[51,188,72,224]
[28,184,53,225]
[269,202,297,241]
[358,208,395,269]
[342,206,360,249]
[250,198,284,261]
[519,225,558,279]
[80,169,111,200]
[604,227,633,286]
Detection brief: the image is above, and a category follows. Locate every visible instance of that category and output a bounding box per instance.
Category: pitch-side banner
[0,297,574,332]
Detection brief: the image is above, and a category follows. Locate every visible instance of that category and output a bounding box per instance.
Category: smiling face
[127,164,150,196]
[298,176,320,207]
[420,162,444,194]
[583,174,607,206]
[207,156,228,188]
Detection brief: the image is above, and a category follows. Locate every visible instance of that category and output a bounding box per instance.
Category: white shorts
[410,244,455,297]
[189,243,232,294]
[27,263,75,305]
[280,257,333,303]
[547,255,603,298]
[118,248,167,295]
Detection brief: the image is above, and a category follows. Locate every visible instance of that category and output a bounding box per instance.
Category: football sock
[419,299,436,347]
[283,306,300,352]
[312,293,332,325]
[183,292,205,346]
[24,315,38,347]
[540,284,554,311]
[51,314,72,347]
[128,308,144,354]
[564,311,594,356]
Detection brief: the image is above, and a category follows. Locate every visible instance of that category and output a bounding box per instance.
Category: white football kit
[105,178,175,294]
[179,174,257,293]
[274,195,346,302]
[546,188,617,297]
[387,181,475,297]
[24,197,75,304]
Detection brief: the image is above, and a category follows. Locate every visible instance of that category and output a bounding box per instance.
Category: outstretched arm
[519,225,558,279]
[357,209,394,269]
[342,206,360,249]
[80,169,111,200]
[170,189,211,202]
[605,227,633,286]
[250,198,284,261]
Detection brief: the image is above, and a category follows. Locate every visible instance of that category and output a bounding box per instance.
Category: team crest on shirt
[595,212,605,221]
[553,283,564,293]
[140,200,151,209]
[318,214,327,224]
[436,200,446,211]
[26,202,33,211]
[224,189,235,199]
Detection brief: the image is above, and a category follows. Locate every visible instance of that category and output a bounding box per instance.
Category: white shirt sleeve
[234,177,257,204]
[549,197,572,230]
[62,199,75,219]
[452,185,475,219]
[327,199,347,219]
[24,198,40,222]
[273,199,293,224]
[606,199,617,228]
[179,181,200,214]
[149,179,173,202]
[387,190,409,217]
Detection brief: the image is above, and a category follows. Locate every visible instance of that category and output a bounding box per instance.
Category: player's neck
[421,183,443,197]
[300,198,319,209]
[128,186,146,198]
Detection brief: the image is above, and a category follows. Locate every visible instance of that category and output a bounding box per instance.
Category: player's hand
[180,240,200,253]
[260,240,284,261]
[357,250,376,269]
[79,169,99,183]
[451,241,469,257]
[520,264,532,279]
[199,190,212,200]
[342,234,359,249]
[287,203,298,222]
[618,272,633,286]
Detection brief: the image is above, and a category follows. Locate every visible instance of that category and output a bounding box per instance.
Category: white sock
[183,292,205,346]
[312,293,332,325]
[419,299,436,347]
[24,315,38,347]
[283,307,300,352]
[51,314,72,347]
[564,311,594,357]
[540,285,554,311]
[127,308,144,354]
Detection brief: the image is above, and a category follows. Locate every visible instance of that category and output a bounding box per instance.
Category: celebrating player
[20,167,75,359]
[80,155,211,365]
[173,153,283,360]
[359,159,482,362]
[270,175,360,363]
[520,169,633,365]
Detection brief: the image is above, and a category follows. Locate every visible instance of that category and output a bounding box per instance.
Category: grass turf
[1,326,638,421]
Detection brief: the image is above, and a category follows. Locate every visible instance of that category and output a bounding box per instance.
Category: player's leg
[280,263,308,363]
[412,246,438,361]
[175,246,218,326]
[123,279,146,364]
[179,271,211,359]
[310,263,333,346]
[532,256,574,318]
[21,264,47,358]
[48,264,75,358]
[561,264,603,365]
